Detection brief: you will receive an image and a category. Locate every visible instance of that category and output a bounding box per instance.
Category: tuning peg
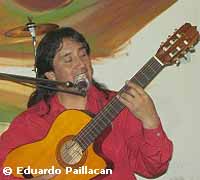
[167,35,171,39]
[185,53,191,62]
[179,53,191,64]
[160,42,165,46]
[183,54,188,60]
[176,60,181,66]
[189,47,195,53]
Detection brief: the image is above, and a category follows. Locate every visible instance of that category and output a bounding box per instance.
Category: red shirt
[0,85,173,180]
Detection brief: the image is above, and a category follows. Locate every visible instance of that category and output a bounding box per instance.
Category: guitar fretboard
[75,56,164,150]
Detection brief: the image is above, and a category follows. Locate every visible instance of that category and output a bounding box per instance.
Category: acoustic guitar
[3,23,199,179]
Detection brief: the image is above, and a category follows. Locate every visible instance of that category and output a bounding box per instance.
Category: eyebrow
[61,46,87,56]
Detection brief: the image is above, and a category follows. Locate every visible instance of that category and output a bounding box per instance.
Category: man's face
[45,38,93,87]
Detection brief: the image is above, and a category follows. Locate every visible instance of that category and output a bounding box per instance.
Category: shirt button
[156,132,161,137]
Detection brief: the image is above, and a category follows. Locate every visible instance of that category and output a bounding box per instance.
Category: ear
[44,71,56,80]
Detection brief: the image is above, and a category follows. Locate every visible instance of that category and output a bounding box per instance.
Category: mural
[0,0,176,133]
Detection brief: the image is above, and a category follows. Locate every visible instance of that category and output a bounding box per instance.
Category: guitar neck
[76,56,165,150]
[129,56,164,88]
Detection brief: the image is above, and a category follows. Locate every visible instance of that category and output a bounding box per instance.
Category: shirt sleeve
[0,109,48,180]
[0,98,61,180]
[123,110,173,178]
[0,115,28,180]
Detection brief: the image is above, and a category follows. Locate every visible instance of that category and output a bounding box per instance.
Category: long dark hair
[27,27,108,109]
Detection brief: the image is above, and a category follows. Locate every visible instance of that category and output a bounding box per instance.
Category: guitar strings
[73,57,164,147]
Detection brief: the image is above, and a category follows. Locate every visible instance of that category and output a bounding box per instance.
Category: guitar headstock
[155,23,199,66]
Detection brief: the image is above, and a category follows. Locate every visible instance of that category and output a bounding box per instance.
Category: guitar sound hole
[56,135,87,168]
[60,140,83,165]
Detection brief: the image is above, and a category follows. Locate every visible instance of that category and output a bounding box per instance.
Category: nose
[75,56,86,69]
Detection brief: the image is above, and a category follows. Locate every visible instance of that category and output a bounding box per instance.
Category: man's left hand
[117,81,160,129]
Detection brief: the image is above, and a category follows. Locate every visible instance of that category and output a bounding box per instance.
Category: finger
[117,94,133,109]
[126,86,139,98]
[126,81,146,95]
[120,92,135,102]
[117,92,136,109]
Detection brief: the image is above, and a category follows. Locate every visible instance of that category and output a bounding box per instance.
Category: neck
[57,92,87,110]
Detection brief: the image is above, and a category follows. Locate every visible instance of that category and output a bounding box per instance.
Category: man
[0,27,173,180]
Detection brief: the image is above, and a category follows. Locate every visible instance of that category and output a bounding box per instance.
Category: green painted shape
[0,103,24,123]
[3,0,98,23]
[0,43,33,53]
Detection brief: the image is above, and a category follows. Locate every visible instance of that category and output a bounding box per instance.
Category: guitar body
[3,110,107,179]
